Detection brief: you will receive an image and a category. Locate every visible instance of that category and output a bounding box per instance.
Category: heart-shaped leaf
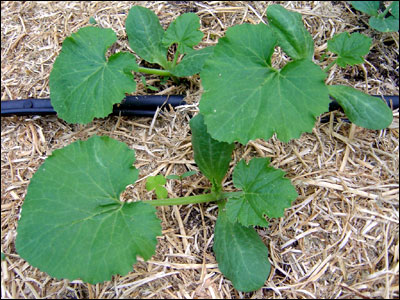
[213,207,270,292]
[328,85,393,129]
[199,23,330,144]
[16,135,161,284]
[162,13,204,54]
[328,32,372,67]
[226,158,298,227]
[126,6,168,68]
[190,114,235,191]
[267,4,314,60]
[49,27,138,124]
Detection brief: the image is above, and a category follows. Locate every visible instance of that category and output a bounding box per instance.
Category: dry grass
[1,1,399,299]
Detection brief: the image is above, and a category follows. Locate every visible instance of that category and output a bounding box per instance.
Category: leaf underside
[213,208,270,292]
[199,23,330,144]
[190,114,235,190]
[49,27,138,124]
[328,85,393,130]
[327,32,372,67]
[16,135,161,284]
[226,158,298,227]
[170,46,214,77]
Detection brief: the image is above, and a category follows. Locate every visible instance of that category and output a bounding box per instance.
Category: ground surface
[1,1,399,299]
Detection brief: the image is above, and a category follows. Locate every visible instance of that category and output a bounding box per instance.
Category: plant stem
[171,50,180,69]
[141,191,242,207]
[138,67,172,77]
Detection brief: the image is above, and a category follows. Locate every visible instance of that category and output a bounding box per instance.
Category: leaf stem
[378,2,395,18]
[138,67,173,77]
[141,191,242,207]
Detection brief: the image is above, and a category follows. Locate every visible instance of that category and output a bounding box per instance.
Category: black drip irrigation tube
[1,95,398,123]
[1,95,186,117]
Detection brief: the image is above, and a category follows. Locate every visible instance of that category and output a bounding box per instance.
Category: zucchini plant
[16,4,393,292]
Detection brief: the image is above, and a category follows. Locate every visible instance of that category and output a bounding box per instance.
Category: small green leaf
[199,23,330,144]
[1,252,5,261]
[213,207,270,292]
[49,27,138,124]
[170,46,214,77]
[140,76,159,91]
[146,175,168,198]
[369,16,399,32]
[327,32,372,68]
[190,114,234,191]
[162,13,203,54]
[328,85,393,130]
[181,170,198,179]
[267,4,314,60]
[166,174,181,180]
[351,1,380,16]
[226,158,297,227]
[16,135,161,284]
[146,175,168,199]
[89,17,97,25]
[126,6,168,68]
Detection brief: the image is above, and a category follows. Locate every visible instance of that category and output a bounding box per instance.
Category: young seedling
[16,4,394,293]
[166,170,198,196]
[351,1,399,32]
[49,6,214,124]
[145,175,168,199]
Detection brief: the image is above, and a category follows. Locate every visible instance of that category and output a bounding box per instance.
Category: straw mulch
[1,1,398,299]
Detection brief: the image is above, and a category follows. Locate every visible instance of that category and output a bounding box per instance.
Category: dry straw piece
[1,1,399,299]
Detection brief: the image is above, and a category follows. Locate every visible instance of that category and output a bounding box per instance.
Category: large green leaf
[190,114,234,191]
[267,4,314,60]
[16,135,161,284]
[162,13,204,54]
[213,206,270,292]
[49,27,138,124]
[170,46,214,77]
[126,6,168,67]
[328,85,393,130]
[327,32,372,67]
[199,23,330,144]
[351,1,380,16]
[226,158,297,227]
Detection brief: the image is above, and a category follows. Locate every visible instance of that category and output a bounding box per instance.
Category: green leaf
[49,27,138,124]
[170,46,214,77]
[89,17,97,25]
[166,174,181,180]
[146,175,168,199]
[199,23,330,144]
[327,32,372,67]
[328,85,393,130]
[1,252,5,261]
[213,207,270,292]
[162,13,203,54]
[226,158,297,227]
[267,4,314,60]
[351,1,380,16]
[126,6,168,68]
[390,2,399,19]
[15,135,161,284]
[190,114,235,191]
[369,16,399,32]
[181,170,198,179]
